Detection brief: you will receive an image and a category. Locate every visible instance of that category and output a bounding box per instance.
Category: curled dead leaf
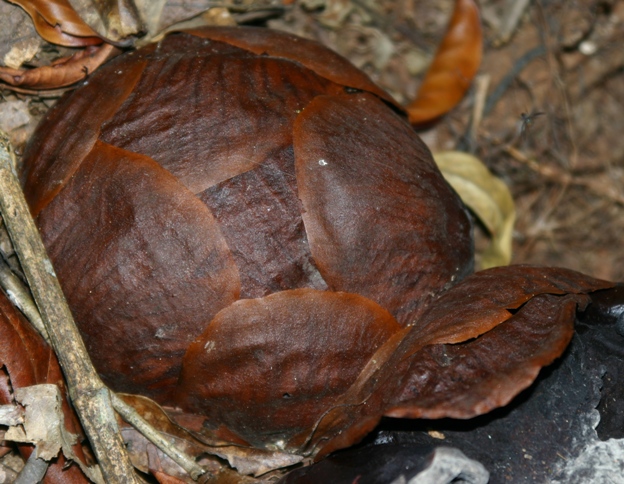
[7,0,102,46]
[433,150,516,268]
[407,0,483,125]
[0,43,119,91]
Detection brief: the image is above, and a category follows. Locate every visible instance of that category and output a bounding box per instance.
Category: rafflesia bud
[21,27,609,461]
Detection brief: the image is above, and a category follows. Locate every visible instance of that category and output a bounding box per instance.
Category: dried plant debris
[0,290,98,482]
[4,385,78,462]
[0,2,44,70]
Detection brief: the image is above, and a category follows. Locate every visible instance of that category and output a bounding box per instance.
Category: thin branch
[0,256,49,343]
[111,393,206,480]
[483,45,547,117]
[0,130,138,483]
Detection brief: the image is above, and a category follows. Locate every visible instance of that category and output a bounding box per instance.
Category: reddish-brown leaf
[176,288,401,451]
[293,91,473,325]
[0,292,90,483]
[0,43,119,91]
[406,0,483,125]
[7,0,102,46]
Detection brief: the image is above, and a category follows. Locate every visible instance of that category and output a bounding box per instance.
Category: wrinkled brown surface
[37,140,240,400]
[199,147,328,299]
[0,292,89,483]
[21,50,147,215]
[386,294,581,419]
[182,26,401,111]
[17,25,618,469]
[294,91,473,325]
[100,33,345,195]
[177,289,400,448]
[22,26,467,402]
[171,264,604,457]
[293,265,612,458]
[411,265,614,346]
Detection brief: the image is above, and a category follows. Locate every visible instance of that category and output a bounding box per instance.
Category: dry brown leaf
[0,43,119,91]
[4,385,78,462]
[7,0,102,46]
[117,393,304,477]
[407,0,483,125]
[121,428,202,483]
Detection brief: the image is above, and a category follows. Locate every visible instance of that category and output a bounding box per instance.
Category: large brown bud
[21,26,476,452]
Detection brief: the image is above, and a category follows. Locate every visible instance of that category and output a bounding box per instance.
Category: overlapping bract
[19,27,613,465]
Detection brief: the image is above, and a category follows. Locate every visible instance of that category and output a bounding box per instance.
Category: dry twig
[0,129,137,483]
[0,255,49,343]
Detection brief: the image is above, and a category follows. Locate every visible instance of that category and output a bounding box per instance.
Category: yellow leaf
[433,151,515,269]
